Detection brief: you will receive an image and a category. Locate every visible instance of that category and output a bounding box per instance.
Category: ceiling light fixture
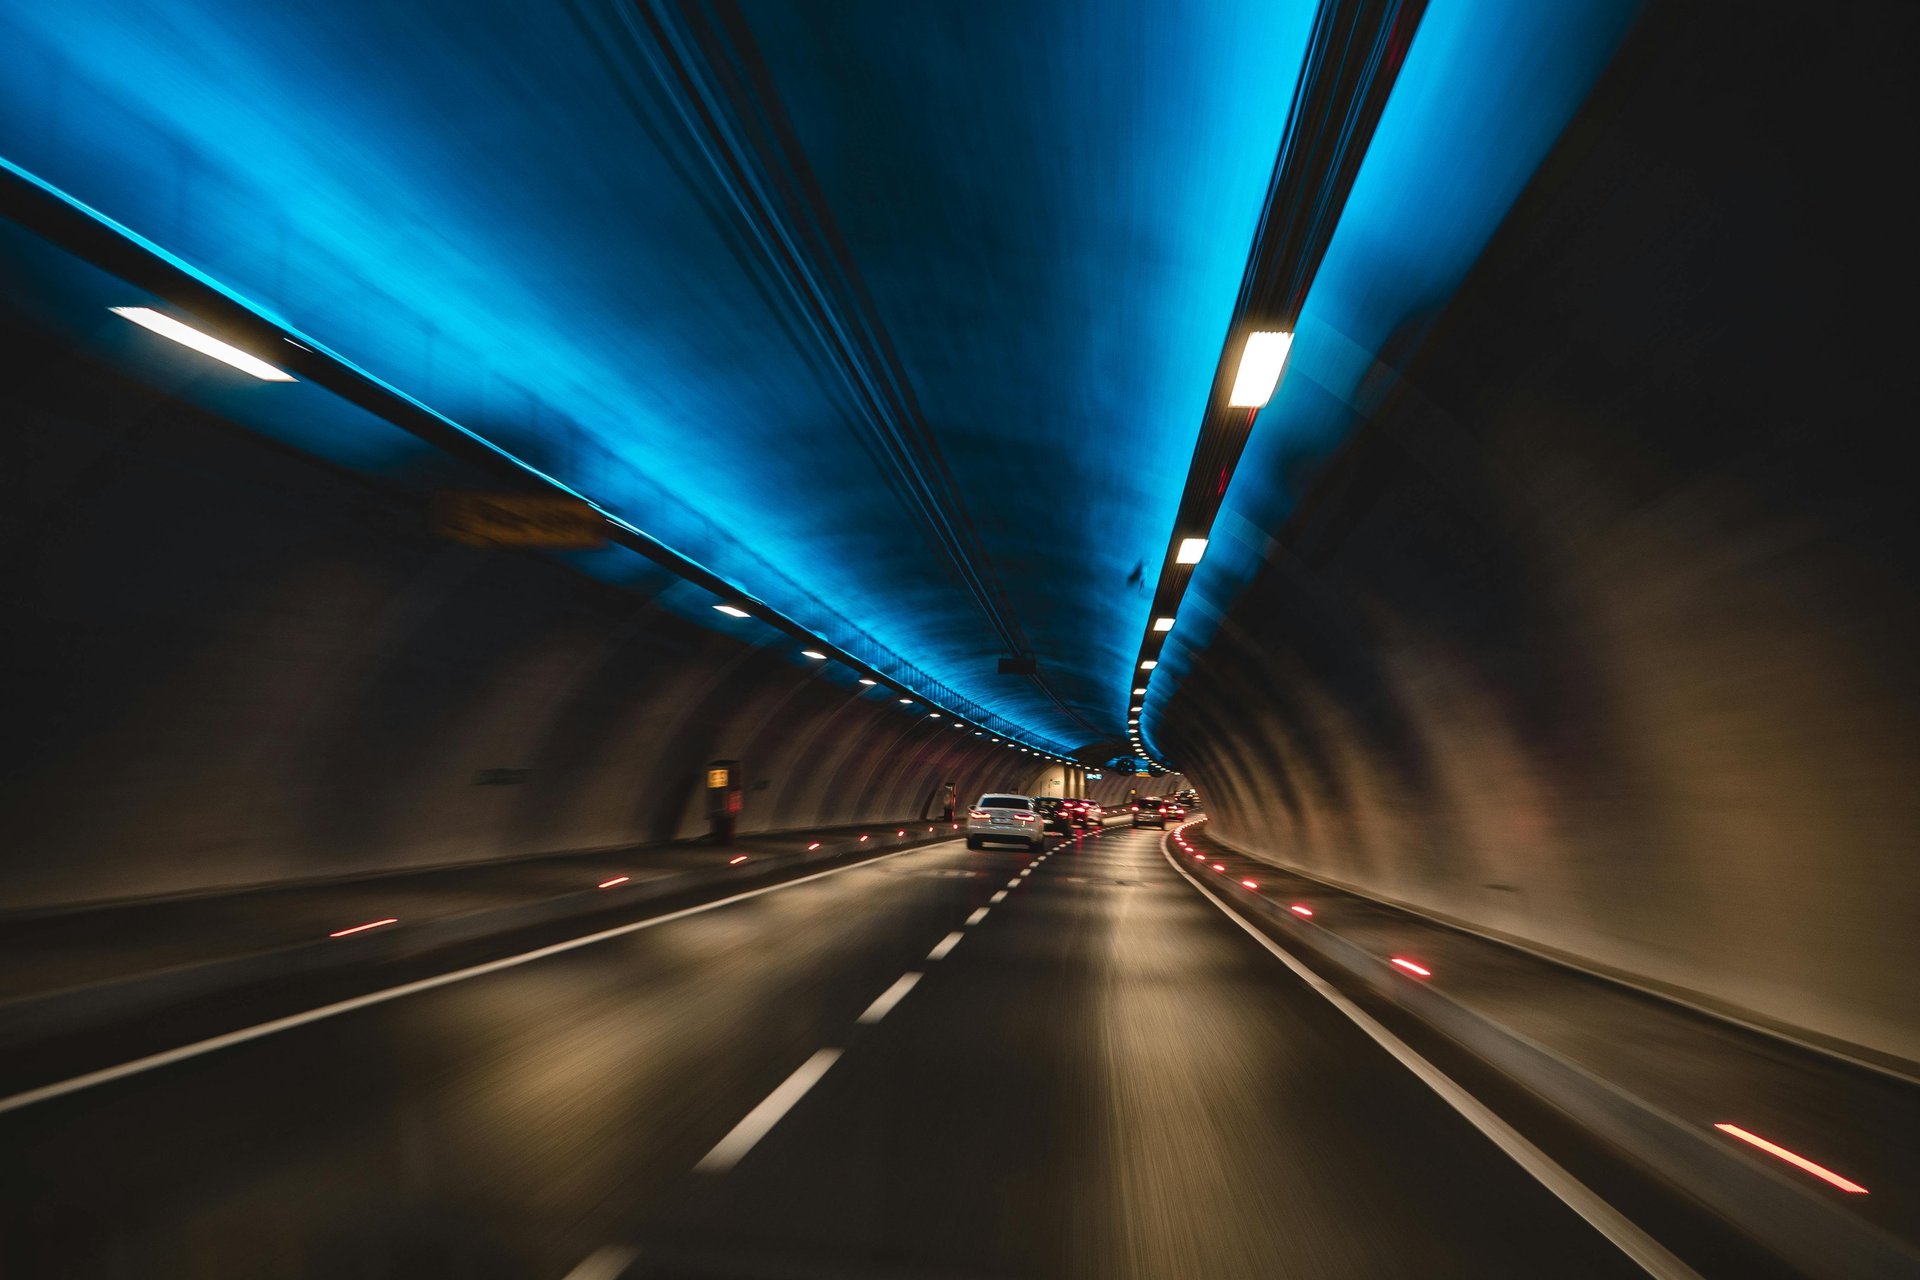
[111,306,296,381]
[801,650,827,660]
[1226,330,1294,408]
[1153,616,1175,632]
[1174,538,1208,565]
[713,604,750,618]
[1140,660,1157,670]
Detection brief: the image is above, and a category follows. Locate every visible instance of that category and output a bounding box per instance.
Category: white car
[965,793,1046,850]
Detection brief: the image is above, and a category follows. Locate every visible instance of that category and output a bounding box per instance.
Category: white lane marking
[695,1048,842,1173]
[1160,844,1701,1280]
[926,931,965,960]
[965,907,990,926]
[561,1244,638,1280]
[989,890,1007,904]
[0,841,957,1117]
[1007,878,1022,888]
[857,972,923,1024]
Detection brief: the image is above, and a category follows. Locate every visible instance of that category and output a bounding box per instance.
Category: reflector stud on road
[1713,1124,1869,1193]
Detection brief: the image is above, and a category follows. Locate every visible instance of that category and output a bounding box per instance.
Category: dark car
[1031,796,1074,835]
[1060,798,1101,827]
[1131,796,1186,828]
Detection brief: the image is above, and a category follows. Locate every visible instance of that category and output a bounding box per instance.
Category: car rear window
[978,795,1031,810]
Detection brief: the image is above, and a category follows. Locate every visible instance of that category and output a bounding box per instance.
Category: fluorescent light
[801,650,827,660]
[111,307,295,381]
[1153,616,1175,632]
[1133,687,1147,694]
[858,678,877,685]
[1227,330,1293,408]
[1140,660,1157,670]
[1175,538,1208,565]
[928,712,941,718]
[713,604,750,618]
[898,698,914,705]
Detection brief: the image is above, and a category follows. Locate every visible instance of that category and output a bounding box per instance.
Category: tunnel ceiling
[0,0,1638,759]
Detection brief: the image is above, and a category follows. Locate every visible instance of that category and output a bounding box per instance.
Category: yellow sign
[434,493,605,549]
[706,768,731,789]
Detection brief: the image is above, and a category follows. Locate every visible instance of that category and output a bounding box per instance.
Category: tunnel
[0,1,1914,1277]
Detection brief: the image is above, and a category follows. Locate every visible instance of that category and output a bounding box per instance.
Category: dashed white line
[965,907,990,926]
[857,972,923,1024]
[695,1048,842,1173]
[1007,878,1022,888]
[990,890,1007,903]
[927,931,965,960]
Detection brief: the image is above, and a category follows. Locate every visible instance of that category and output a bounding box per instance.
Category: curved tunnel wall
[0,329,1049,912]
[1161,4,1919,1066]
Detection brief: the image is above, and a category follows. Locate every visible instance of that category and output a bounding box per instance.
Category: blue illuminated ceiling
[0,0,1639,756]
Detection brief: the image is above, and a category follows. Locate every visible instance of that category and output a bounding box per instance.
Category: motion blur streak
[1,0,1915,1276]
[327,918,397,938]
[1713,1125,1870,1194]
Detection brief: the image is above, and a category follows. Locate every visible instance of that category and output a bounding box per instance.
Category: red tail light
[968,808,990,819]
[1012,812,1036,822]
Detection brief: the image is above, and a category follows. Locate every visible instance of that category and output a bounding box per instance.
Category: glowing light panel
[1226,329,1293,407]
[110,306,294,381]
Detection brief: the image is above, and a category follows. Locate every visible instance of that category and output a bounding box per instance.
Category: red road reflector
[1241,879,1259,890]
[329,918,398,939]
[1210,863,1225,872]
[597,875,630,889]
[1290,904,1314,917]
[729,854,748,865]
[806,841,822,851]
[1390,957,1431,977]
[1714,1124,1869,1193]
[897,829,906,836]
[859,835,870,842]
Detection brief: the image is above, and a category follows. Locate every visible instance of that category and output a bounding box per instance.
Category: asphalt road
[0,827,1650,1279]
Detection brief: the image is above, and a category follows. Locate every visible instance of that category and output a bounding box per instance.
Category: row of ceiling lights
[1128,331,1294,776]
[103,302,1080,769]
[709,601,1078,766]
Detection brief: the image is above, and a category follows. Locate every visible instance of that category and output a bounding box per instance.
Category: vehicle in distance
[1031,795,1075,835]
[1131,797,1185,828]
[966,794,1046,850]
[1063,798,1102,827]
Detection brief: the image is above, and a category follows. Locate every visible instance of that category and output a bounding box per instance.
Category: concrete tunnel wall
[0,336,1048,912]
[1161,4,1920,1067]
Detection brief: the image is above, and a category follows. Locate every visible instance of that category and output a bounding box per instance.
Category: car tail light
[1129,804,1139,812]
[968,808,990,819]
[1013,812,1036,822]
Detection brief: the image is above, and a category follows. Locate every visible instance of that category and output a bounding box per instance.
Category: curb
[0,824,968,1046]
[1175,828,1918,1280]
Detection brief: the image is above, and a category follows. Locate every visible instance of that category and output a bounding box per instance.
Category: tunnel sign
[706,767,731,789]
[434,492,605,549]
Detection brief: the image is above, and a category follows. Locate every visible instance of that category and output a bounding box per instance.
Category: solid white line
[857,971,923,1024]
[1159,844,1700,1280]
[989,890,1007,904]
[965,907,990,926]
[0,841,955,1117]
[926,931,965,960]
[560,1244,638,1280]
[694,1048,842,1173]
